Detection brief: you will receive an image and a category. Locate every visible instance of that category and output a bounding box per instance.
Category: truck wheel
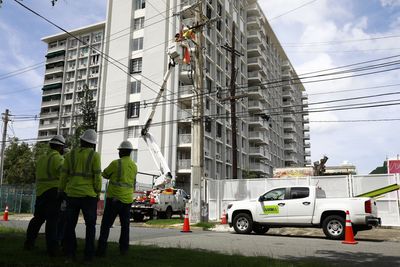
[133,214,144,222]
[165,206,173,219]
[233,213,253,234]
[322,215,345,240]
[253,224,269,235]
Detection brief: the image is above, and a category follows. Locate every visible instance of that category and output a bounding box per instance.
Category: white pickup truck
[227,186,381,239]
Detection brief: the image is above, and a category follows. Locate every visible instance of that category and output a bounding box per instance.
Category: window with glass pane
[134,0,146,10]
[130,58,142,73]
[132,37,144,51]
[127,102,140,118]
[128,126,141,138]
[133,17,145,30]
[131,80,141,94]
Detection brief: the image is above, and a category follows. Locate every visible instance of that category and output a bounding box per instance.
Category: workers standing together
[97,140,137,257]
[24,129,138,261]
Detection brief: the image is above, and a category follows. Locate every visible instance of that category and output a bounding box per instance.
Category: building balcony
[303,116,310,123]
[45,66,64,75]
[304,142,311,149]
[177,159,191,173]
[283,122,295,131]
[41,99,61,108]
[40,111,59,119]
[303,125,310,132]
[304,133,310,140]
[247,44,262,57]
[284,143,297,153]
[302,99,309,107]
[284,132,296,142]
[247,87,263,99]
[248,71,262,84]
[178,109,192,122]
[249,162,268,173]
[248,100,264,112]
[39,123,58,130]
[249,147,269,159]
[178,134,192,147]
[42,88,62,96]
[247,17,261,30]
[247,57,262,71]
[247,3,261,17]
[282,89,294,100]
[248,131,268,144]
[248,116,266,128]
[43,77,63,86]
[247,30,262,43]
[178,85,194,99]
[285,155,298,164]
[283,113,296,122]
[304,150,311,157]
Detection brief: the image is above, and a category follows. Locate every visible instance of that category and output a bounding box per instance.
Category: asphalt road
[1,220,399,266]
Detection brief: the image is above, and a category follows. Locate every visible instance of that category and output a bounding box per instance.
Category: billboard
[388,159,400,174]
[273,167,314,178]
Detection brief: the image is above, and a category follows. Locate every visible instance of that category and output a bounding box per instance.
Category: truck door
[286,187,314,224]
[256,188,288,223]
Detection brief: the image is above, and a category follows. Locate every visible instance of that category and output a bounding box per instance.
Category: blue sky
[1,0,400,174]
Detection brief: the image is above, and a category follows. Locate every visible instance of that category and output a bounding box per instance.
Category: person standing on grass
[59,129,102,262]
[96,140,137,256]
[24,135,65,257]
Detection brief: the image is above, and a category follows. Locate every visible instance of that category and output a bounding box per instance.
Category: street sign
[388,160,400,174]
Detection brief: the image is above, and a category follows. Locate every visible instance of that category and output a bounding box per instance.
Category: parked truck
[227,186,381,240]
[131,188,190,221]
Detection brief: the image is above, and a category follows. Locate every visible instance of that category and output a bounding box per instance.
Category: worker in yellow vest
[60,129,102,262]
[24,135,65,256]
[96,140,137,256]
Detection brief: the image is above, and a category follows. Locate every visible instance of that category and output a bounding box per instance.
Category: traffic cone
[3,205,9,221]
[221,210,227,225]
[342,210,358,245]
[181,207,192,233]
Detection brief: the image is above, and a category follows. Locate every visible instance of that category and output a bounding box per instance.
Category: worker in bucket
[60,129,102,262]
[24,135,65,257]
[96,140,137,257]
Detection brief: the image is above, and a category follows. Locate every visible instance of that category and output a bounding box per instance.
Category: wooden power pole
[0,109,10,186]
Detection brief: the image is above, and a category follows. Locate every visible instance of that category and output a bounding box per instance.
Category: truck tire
[133,213,144,222]
[253,224,269,235]
[322,215,345,240]
[233,213,253,234]
[165,206,173,219]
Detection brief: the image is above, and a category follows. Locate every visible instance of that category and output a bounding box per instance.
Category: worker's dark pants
[97,198,131,254]
[25,188,60,253]
[64,196,97,259]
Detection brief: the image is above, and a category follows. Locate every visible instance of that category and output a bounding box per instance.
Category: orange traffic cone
[221,210,227,225]
[3,205,9,221]
[342,210,357,245]
[181,206,192,233]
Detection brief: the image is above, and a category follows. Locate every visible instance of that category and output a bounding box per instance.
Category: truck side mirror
[185,194,191,200]
[258,196,264,202]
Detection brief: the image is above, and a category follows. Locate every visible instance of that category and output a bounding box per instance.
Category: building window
[128,126,141,138]
[130,58,143,73]
[91,55,99,65]
[127,102,140,118]
[132,37,144,51]
[93,32,102,43]
[131,149,138,162]
[217,123,222,138]
[131,80,141,94]
[134,17,145,30]
[134,0,146,10]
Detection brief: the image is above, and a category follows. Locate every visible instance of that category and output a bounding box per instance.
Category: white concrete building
[38,0,310,193]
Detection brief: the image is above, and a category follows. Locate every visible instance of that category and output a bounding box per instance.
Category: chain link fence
[0,184,36,214]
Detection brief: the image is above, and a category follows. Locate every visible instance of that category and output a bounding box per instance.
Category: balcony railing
[178,109,192,120]
[43,77,63,86]
[42,88,62,96]
[178,134,192,145]
[178,159,191,170]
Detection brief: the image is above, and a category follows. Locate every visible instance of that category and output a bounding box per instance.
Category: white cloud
[380,0,400,7]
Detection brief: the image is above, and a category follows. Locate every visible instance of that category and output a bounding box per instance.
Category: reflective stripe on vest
[70,149,96,178]
[109,159,132,188]
[109,180,133,188]
[117,159,122,181]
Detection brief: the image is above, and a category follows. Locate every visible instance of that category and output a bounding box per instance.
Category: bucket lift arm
[141,44,180,189]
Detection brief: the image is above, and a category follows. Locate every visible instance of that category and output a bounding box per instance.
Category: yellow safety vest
[60,147,102,198]
[35,149,64,196]
[102,156,137,204]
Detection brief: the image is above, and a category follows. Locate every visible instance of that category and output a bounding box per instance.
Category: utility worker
[60,129,101,262]
[96,140,137,256]
[24,135,65,256]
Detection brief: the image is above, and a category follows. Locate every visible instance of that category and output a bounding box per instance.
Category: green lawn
[145,218,183,226]
[0,226,332,267]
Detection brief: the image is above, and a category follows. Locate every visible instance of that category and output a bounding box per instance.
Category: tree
[66,84,97,148]
[369,161,387,174]
[3,138,35,184]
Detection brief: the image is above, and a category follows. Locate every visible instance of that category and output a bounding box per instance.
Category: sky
[0,0,400,174]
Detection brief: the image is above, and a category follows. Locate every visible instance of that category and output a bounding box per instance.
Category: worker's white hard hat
[118,140,134,150]
[80,129,97,144]
[49,135,65,146]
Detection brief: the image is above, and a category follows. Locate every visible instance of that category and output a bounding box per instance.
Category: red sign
[388,160,400,174]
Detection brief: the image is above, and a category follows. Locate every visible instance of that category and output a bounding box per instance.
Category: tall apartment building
[39,22,105,141]
[37,0,310,192]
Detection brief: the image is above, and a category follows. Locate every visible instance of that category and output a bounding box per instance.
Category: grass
[145,218,183,226]
[193,221,216,230]
[0,226,332,267]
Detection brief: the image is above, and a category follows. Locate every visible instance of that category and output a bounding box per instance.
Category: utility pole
[191,0,205,223]
[221,23,243,179]
[0,109,10,186]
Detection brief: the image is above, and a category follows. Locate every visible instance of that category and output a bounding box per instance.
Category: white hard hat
[80,129,97,144]
[118,140,133,150]
[49,135,65,146]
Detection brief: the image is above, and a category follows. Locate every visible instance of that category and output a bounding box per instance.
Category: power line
[269,0,318,21]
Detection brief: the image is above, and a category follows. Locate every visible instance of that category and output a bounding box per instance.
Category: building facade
[38,0,310,192]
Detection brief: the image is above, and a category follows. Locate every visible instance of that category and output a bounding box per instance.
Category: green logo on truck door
[263,205,279,214]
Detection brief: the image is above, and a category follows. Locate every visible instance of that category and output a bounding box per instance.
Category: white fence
[205,174,400,226]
